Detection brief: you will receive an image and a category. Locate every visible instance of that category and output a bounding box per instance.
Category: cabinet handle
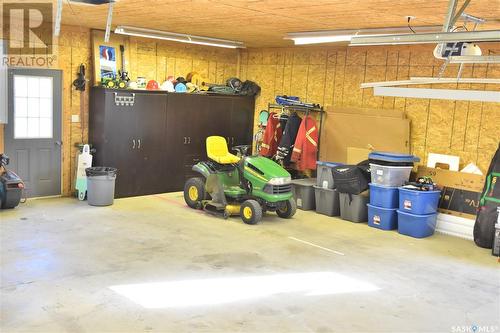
[232,137,234,145]
[132,139,136,149]
[188,136,191,144]
[183,137,187,144]
[138,139,141,149]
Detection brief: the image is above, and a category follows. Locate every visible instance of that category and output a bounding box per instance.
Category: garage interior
[1,1,499,332]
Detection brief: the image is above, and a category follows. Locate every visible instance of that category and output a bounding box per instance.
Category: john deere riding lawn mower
[183,136,296,224]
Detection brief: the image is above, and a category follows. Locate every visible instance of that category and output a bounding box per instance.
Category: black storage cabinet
[89,87,255,198]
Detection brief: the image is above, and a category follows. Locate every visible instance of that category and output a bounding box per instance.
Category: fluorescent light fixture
[350,30,500,46]
[285,26,442,45]
[361,77,500,88]
[110,272,379,308]
[114,26,245,49]
[373,87,500,103]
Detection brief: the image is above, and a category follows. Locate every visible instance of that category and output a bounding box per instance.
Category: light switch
[71,114,80,123]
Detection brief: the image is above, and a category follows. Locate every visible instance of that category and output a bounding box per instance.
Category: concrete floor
[1,193,499,333]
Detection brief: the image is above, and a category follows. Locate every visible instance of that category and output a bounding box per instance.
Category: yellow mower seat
[206,136,240,164]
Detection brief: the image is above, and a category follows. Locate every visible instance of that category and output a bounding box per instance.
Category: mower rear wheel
[184,177,205,209]
[240,200,262,225]
[276,198,297,219]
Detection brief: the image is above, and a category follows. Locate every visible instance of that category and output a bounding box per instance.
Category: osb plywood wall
[0,27,238,196]
[127,38,238,85]
[239,45,500,173]
[90,30,238,86]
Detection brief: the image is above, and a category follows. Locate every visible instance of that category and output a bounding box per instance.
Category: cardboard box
[347,147,371,164]
[415,166,485,220]
[320,109,410,163]
[326,106,406,119]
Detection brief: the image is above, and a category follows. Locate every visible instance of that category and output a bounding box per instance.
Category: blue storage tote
[398,188,441,215]
[369,183,399,208]
[369,152,420,165]
[367,204,398,230]
[397,210,437,238]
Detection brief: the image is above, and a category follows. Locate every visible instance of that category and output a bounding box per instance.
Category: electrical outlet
[71,114,80,123]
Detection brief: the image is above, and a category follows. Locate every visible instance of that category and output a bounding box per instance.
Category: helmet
[175,83,187,93]
[160,80,175,92]
[176,77,187,85]
[146,80,159,90]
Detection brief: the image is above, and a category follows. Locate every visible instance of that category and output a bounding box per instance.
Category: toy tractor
[183,136,296,224]
[100,74,127,89]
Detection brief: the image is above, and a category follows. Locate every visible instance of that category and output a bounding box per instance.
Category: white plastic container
[370,163,412,187]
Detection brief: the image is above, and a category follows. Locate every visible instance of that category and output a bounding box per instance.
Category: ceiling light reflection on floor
[110,272,379,308]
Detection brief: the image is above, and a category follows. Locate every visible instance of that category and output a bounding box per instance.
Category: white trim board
[449,55,500,64]
[409,77,500,84]
[361,77,500,88]
[373,87,500,103]
[436,213,474,240]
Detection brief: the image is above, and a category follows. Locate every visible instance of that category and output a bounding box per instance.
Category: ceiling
[52,0,500,47]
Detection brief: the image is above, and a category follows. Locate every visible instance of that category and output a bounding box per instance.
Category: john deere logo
[3,3,53,55]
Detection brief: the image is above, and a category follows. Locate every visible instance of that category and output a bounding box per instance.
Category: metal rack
[268,103,325,159]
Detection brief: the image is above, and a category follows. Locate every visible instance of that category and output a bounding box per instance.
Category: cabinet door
[103,91,139,198]
[166,94,205,190]
[135,92,168,195]
[231,96,255,147]
[205,96,233,148]
[183,95,209,181]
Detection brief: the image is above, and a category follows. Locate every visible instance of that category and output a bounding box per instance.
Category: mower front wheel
[240,200,263,225]
[184,177,206,209]
[276,198,297,219]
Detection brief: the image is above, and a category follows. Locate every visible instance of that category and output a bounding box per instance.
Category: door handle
[138,139,141,149]
[54,141,62,146]
[132,139,136,149]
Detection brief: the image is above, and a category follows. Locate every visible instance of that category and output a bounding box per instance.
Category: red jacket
[291,115,318,170]
[260,112,283,157]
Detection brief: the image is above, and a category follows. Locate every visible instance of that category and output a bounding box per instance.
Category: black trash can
[85,167,117,206]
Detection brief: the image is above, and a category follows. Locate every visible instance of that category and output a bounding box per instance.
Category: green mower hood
[243,156,291,183]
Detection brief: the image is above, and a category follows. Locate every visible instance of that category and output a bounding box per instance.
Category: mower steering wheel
[232,145,251,157]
